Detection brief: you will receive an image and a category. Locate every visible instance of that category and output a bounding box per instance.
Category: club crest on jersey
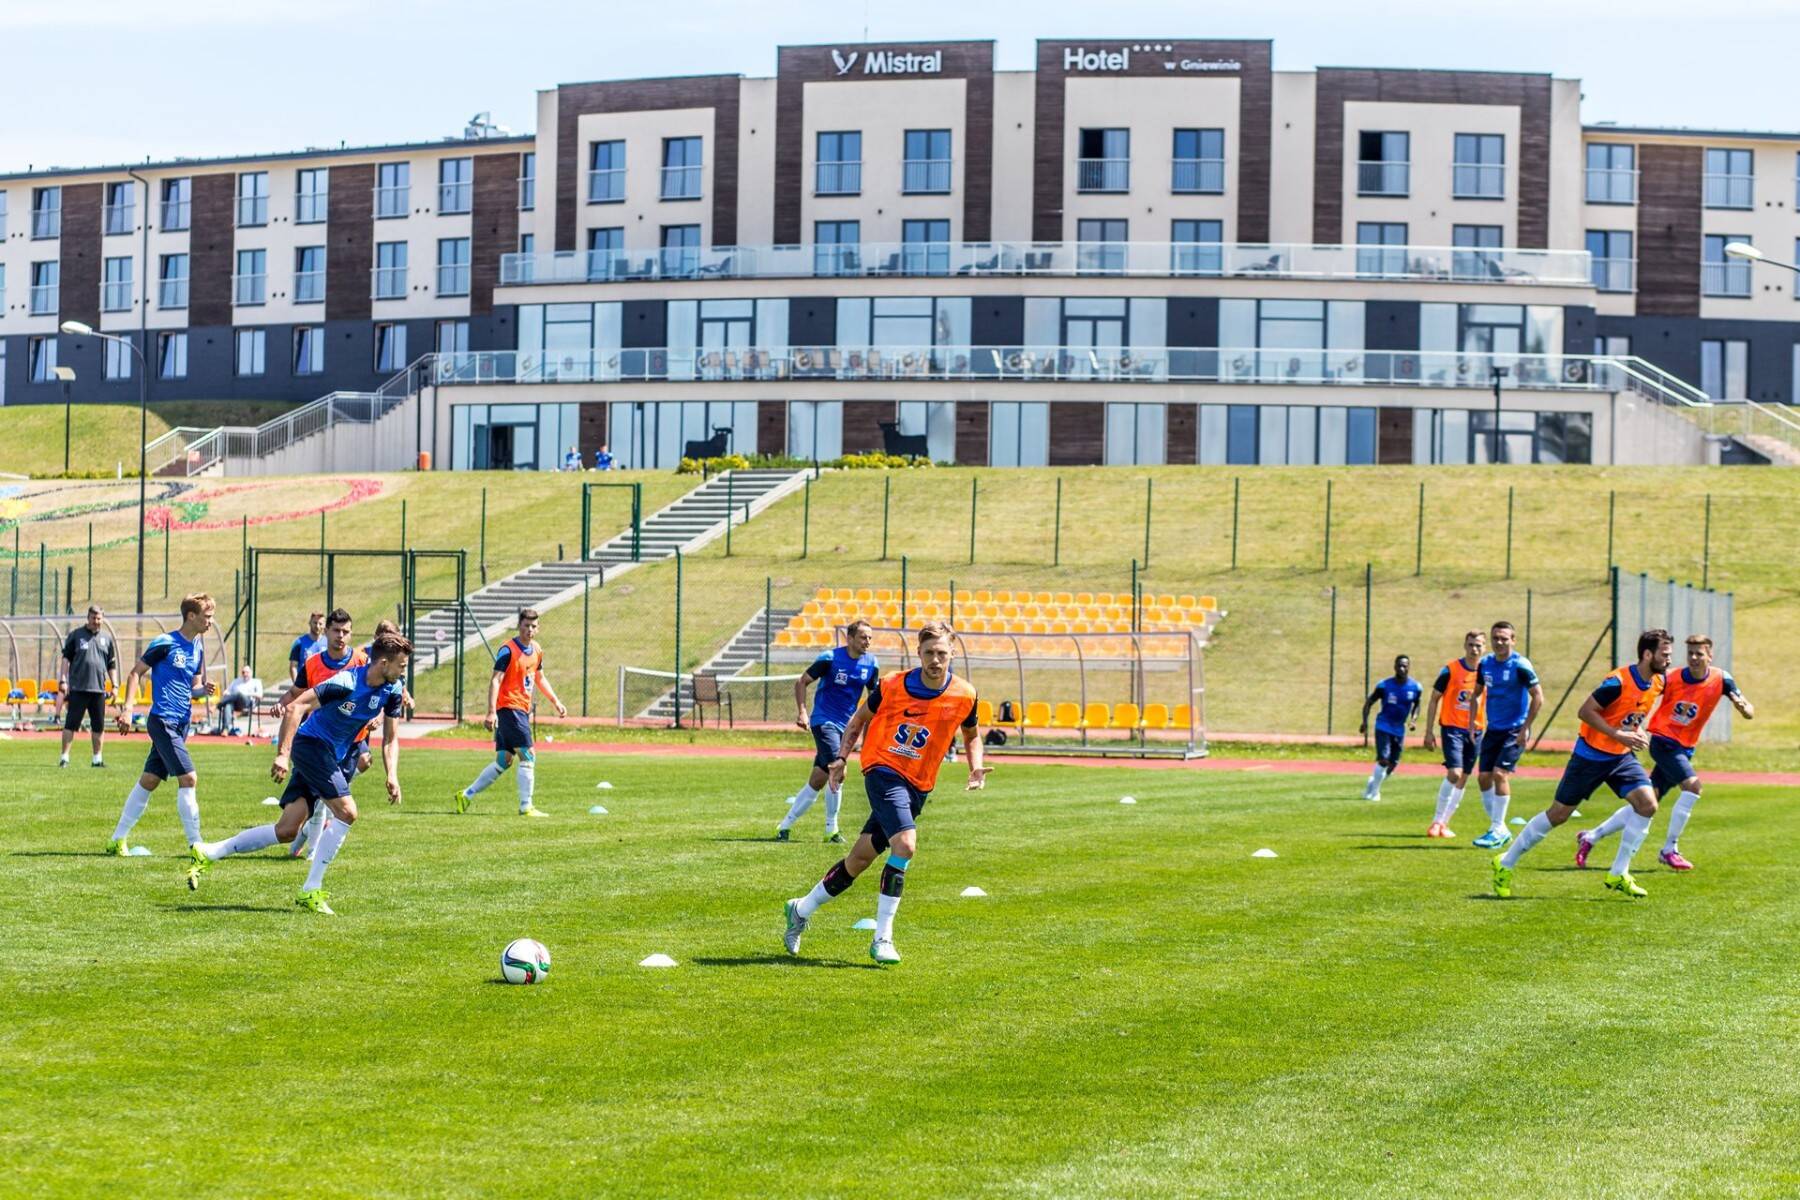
[834,670,849,686]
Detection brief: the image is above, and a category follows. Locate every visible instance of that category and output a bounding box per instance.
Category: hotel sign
[1061,44,1242,73]
[831,48,944,76]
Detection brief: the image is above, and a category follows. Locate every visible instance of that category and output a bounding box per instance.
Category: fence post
[1362,562,1372,718]
[725,472,735,557]
[968,477,978,565]
[1702,493,1712,589]
[1053,476,1063,567]
[86,521,93,601]
[1327,585,1338,734]
[881,474,891,561]
[400,498,407,550]
[10,525,19,615]
[163,517,170,597]
[672,548,683,727]
[39,542,47,616]
[318,511,326,586]
[801,476,811,559]
[66,565,73,615]
[762,576,773,720]
[1414,481,1424,577]
[949,577,956,628]
[1143,477,1153,568]
[901,556,909,628]
[1605,488,1615,578]
[232,567,241,670]
[482,487,490,582]
[1504,485,1514,580]
[581,573,591,718]
[1230,477,1240,570]
[577,484,586,562]
[1130,559,1139,631]
[1525,587,1533,658]
[1323,479,1333,570]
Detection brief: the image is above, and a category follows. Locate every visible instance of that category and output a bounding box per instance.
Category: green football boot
[295,888,337,916]
[1491,854,1514,899]
[185,847,211,891]
[1603,871,1647,899]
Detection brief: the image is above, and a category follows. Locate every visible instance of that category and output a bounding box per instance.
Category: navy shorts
[281,734,351,813]
[340,743,370,781]
[1553,749,1650,807]
[495,708,533,755]
[1649,734,1696,796]
[1439,726,1477,773]
[861,767,929,853]
[142,715,196,780]
[63,690,106,733]
[1373,729,1405,766]
[810,723,844,771]
[1478,726,1525,774]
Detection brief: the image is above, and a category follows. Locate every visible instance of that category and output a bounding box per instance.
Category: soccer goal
[617,666,809,727]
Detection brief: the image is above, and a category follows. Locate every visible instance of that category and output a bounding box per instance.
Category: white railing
[374,185,410,218]
[660,165,701,200]
[1703,173,1753,209]
[586,168,624,203]
[295,191,329,224]
[901,158,952,193]
[1702,261,1752,297]
[1077,158,1130,192]
[1585,168,1637,204]
[1356,160,1409,196]
[29,283,58,314]
[815,161,861,195]
[1171,158,1225,193]
[439,181,472,213]
[1592,257,1635,293]
[236,195,267,226]
[31,210,60,239]
[233,273,266,306]
[160,200,190,231]
[372,266,408,300]
[500,240,1595,287]
[103,203,135,235]
[100,280,134,312]
[158,278,188,309]
[294,270,326,303]
[1451,162,1506,199]
[143,426,226,475]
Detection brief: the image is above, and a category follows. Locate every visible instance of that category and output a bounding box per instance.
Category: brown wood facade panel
[325,163,374,322]
[187,173,235,327]
[954,400,989,465]
[470,152,520,316]
[1635,143,1702,318]
[57,183,102,329]
[1312,69,1553,247]
[1165,402,1197,465]
[773,43,995,245]
[1033,40,1272,243]
[1377,407,1412,464]
[841,399,894,454]
[579,400,608,457]
[553,76,741,251]
[758,399,787,456]
[1048,401,1104,466]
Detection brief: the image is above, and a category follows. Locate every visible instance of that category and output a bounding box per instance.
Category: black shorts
[1439,726,1477,772]
[861,767,929,853]
[142,715,196,779]
[810,724,844,771]
[63,690,105,733]
[1478,726,1525,774]
[1373,729,1405,765]
[1649,734,1696,796]
[495,708,533,754]
[1553,749,1651,808]
[281,734,351,813]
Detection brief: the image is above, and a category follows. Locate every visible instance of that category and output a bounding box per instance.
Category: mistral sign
[1061,44,1242,73]
[830,48,944,76]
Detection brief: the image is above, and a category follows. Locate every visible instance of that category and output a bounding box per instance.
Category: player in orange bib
[278,609,367,860]
[454,608,567,817]
[1577,633,1752,872]
[781,621,988,965]
[1421,630,1485,837]
[1490,629,1671,900]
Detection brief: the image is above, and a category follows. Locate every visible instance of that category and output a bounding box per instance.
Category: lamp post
[1725,241,1800,276]
[52,365,76,473]
[1490,364,1510,463]
[60,320,148,612]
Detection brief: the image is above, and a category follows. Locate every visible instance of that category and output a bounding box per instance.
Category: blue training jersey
[289,633,326,671]
[1477,652,1539,730]
[1369,676,1422,736]
[141,631,204,726]
[297,664,405,759]
[806,647,880,729]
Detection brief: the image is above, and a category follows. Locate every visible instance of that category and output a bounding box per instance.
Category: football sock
[59,751,70,765]
[1610,810,1653,876]
[1479,787,1496,823]
[1365,765,1386,796]
[92,753,104,766]
[464,761,504,797]
[1664,789,1699,851]
[516,761,536,812]
[1588,804,1633,845]
[299,804,327,848]
[795,859,856,919]
[112,783,153,841]
[874,854,909,941]
[1433,780,1454,822]
[302,818,350,892]
[778,784,818,832]
[176,786,201,846]
[202,824,279,860]
[1489,789,1510,832]
[1499,813,1552,867]
[823,786,842,834]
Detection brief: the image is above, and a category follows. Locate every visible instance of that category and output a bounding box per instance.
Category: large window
[1452,133,1505,199]
[1357,132,1409,196]
[1704,148,1753,209]
[374,241,408,299]
[835,297,970,368]
[31,186,61,238]
[374,323,408,372]
[900,219,950,275]
[661,137,703,200]
[814,220,861,276]
[104,181,134,235]
[437,237,471,296]
[1701,339,1748,399]
[659,224,700,277]
[28,336,58,382]
[586,227,623,280]
[1451,224,1503,280]
[0,192,7,240]
[1172,128,1224,193]
[452,402,582,471]
[1105,403,1166,465]
[588,141,625,203]
[1413,408,1591,465]
[788,400,844,461]
[1198,405,1381,466]
[295,168,328,224]
[105,337,132,381]
[294,246,326,303]
[1355,222,1408,278]
[235,329,266,377]
[376,162,410,218]
[160,178,191,230]
[1585,144,1636,204]
[235,248,266,306]
[816,131,862,195]
[293,326,325,376]
[1586,230,1634,292]
[518,152,536,211]
[1076,218,1128,275]
[29,261,58,315]
[439,158,473,214]
[1171,219,1223,276]
[902,129,952,194]
[436,320,470,355]
[1219,299,1365,382]
[157,332,187,380]
[897,401,956,463]
[1703,234,1751,297]
[989,402,1049,467]
[102,257,133,312]
[1077,128,1130,193]
[236,171,268,226]
[158,253,188,309]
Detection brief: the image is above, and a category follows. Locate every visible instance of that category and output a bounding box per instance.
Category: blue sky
[4,0,1795,172]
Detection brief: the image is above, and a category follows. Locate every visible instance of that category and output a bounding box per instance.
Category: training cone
[588,805,608,815]
[261,797,280,806]
[1252,848,1278,858]
[1510,816,1527,826]
[852,917,877,931]
[126,845,154,856]
[595,781,613,790]
[960,886,987,898]
[639,954,678,968]
[1120,796,1137,805]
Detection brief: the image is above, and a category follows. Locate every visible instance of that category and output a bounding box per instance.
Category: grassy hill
[0,401,296,477]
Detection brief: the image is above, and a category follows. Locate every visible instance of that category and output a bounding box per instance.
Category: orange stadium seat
[1082,701,1109,730]
[1023,701,1052,729]
[1110,702,1140,730]
[1141,702,1169,730]
[1053,702,1082,729]
[976,699,995,727]
[1172,703,1193,730]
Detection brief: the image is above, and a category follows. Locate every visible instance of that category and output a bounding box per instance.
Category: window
[661,137,703,200]
[374,323,408,372]
[1105,403,1166,466]
[1172,128,1225,193]
[814,220,861,276]
[436,320,469,355]
[235,329,265,377]
[1452,133,1505,198]
[1355,222,1408,278]
[1219,298,1365,382]
[158,253,189,309]
[585,227,623,280]
[29,261,58,314]
[236,172,268,226]
[1077,128,1130,192]
[294,246,326,303]
[1535,412,1593,464]
[234,248,266,306]
[519,152,536,210]
[1704,148,1753,209]
[900,219,950,275]
[520,233,534,256]
[1171,219,1223,276]
[28,336,57,382]
[1586,144,1636,204]
[897,401,956,463]
[438,158,472,213]
[1357,132,1410,196]
[989,402,1049,467]
[104,181,134,235]
[1452,225,1503,280]
[816,131,862,195]
[376,162,410,218]
[659,225,700,277]
[102,257,133,312]
[160,178,191,230]
[157,332,187,380]
[104,337,133,381]
[902,129,952,193]
[0,191,8,239]
[787,400,844,461]
[370,242,407,299]
[436,238,471,295]
[588,141,625,203]
[1076,218,1128,275]
[293,326,325,375]
[1586,230,1634,292]
[1703,234,1751,297]
[31,186,61,238]
[1701,339,1749,399]
[294,168,328,223]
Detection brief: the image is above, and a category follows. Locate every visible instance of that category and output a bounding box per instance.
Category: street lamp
[52,365,76,474]
[60,319,149,612]
[1490,365,1510,464]
[1725,241,1800,276]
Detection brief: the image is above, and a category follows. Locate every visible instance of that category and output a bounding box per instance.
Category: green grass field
[0,401,298,477]
[5,738,1798,1198]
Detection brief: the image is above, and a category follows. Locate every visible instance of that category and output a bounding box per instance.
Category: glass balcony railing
[587,168,624,203]
[1703,173,1753,209]
[103,203,135,235]
[1591,257,1635,293]
[1585,168,1637,204]
[233,273,266,306]
[295,192,329,223]
[1356,160,1409,196]
[499,240,1596,287]
[100,280,133,312]
[31,210,61,239]
[901,158,952,194]
[374,185,410,218]
[29,283,59,314]
[294,270,326,303]
[236,196,267,227]
[438,182,472,214]
[1076,158,1130,193]
[160,200,191,231]
[158,278,188,309]
[1702,261,1752,297]
[660,165,702,200]
[1171,158,1225,193]
[372,267,408,300]
[1451,162,1506,199]
[815,161,862,195]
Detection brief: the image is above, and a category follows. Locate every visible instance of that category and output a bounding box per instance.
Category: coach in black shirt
[61,606,118,768]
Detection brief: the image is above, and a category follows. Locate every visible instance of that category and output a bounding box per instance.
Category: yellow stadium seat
[1053,702,1082,729]
[954,589,973,604]
[976,699,995,727]
[1199,595,1218,611]
[15,679,38,705]
[1054,591,1073,606]
[1082,701,1109,729]
[801,600,822,616]
[1156,594,1176,608]
[1177,594,1197,608]
[932,590,950,603]
[873,588,892,603]
[1030,621,1049,635]
[853,588,872,603]
[1094,592,1114,606]
[1110,702,1140,730]
[1031,591,1051,606]
[973,589,992,604]
[1141,702,1169,730]
[1172,703,1192,729]
[814,586,833,601]
[1074,592,1094,606]
[1000,604,1020,621]
[137,680,154,705]
[1048,621,1070,635]
[1023,701,1052,728]
[833,588,853,602]
[0,678,12,702]
[774,630,793,647]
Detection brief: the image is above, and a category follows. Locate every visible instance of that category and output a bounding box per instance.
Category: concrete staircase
[639,605,802,721]
[590,469,804,563]
[1738,433,1800,466]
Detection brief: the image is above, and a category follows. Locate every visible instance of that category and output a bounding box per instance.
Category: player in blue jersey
[287,612,327,687]
[776,620,879,843]
[105,593,217,861]
[190,633,412,914]
[1358,655,1422,802]
[1466,620,1544,849]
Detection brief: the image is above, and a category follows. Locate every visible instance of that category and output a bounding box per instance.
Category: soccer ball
[500,938,551,984]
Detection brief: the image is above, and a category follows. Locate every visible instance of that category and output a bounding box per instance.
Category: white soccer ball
[500,938,551,985]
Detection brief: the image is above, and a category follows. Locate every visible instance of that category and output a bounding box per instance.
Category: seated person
[215,665,264,735]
